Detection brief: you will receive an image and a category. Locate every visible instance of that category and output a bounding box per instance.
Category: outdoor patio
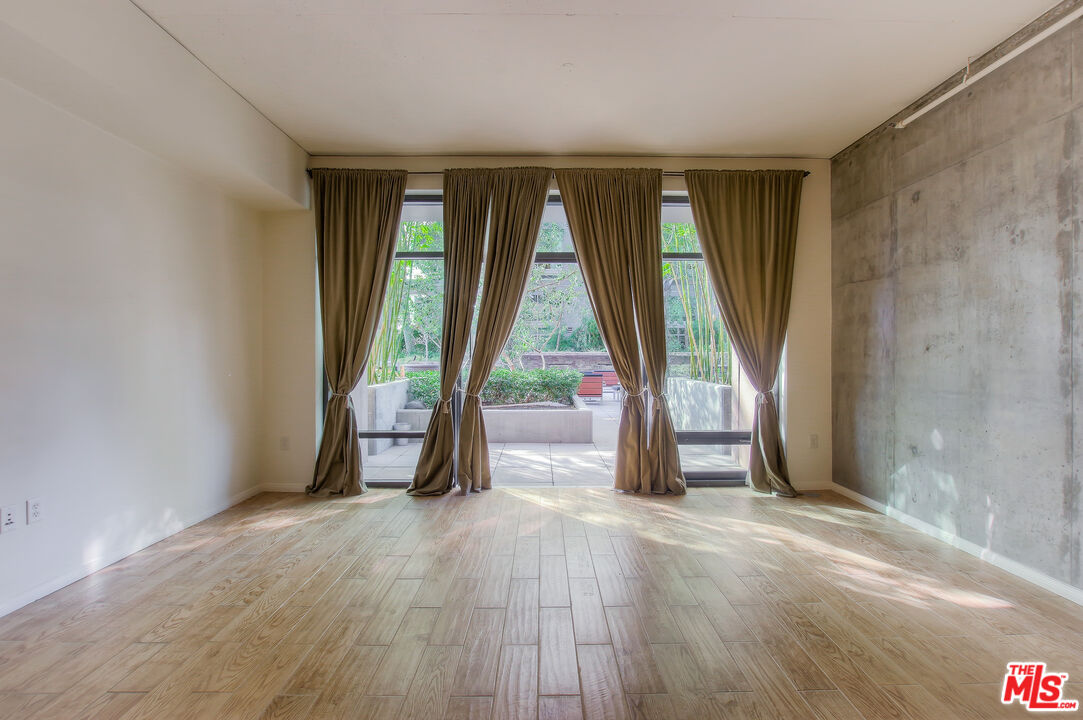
[363,397,743,485]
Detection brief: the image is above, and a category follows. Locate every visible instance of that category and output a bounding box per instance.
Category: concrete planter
[486,395,593,443]
[396,395,593,443]
[365,379,409,454]
[394,407,431,443]
[392,422,411,446]
[666,377,733,430]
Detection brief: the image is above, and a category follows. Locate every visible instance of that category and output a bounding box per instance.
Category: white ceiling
[137,0,1056,158]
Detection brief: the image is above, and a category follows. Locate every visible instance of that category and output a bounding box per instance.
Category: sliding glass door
[342,192,754,486]
[352,197,443,482]
[660,202,751,481]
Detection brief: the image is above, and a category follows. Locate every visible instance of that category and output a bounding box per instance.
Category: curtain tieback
[756,391,775,406]
[623,388,647,406]
[329,392,352,399]
[438,392,483,414]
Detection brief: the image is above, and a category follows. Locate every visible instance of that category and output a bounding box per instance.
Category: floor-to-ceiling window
[350,195,444,481]
[660,200,753,481]
[345,191,753,486]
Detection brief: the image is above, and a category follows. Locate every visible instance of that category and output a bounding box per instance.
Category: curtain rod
[305,169,810,178]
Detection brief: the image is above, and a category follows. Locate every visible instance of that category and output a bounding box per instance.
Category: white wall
[261,211,322,492]
[0,79,267,615]
[0,0,309,209]
[267,155,833,492]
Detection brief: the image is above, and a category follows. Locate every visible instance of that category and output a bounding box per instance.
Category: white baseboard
[0,483,264,619]
[829,483,889,513]
[227,484,267,506]
[259,482,309,493]
[830,482,1083,607]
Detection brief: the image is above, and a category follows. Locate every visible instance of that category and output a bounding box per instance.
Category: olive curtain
[556,168,683,494]
[307,168,407,497]
[458,167,552,493]
[685,169,805,497]
[407,170,491,496]
[627,175,686,495]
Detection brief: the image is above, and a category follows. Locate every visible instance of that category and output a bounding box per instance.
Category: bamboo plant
[662,223,732,386]
[367,221,442,385]
[368,257,410,385]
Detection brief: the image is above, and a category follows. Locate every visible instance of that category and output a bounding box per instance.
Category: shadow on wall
[81,503,188,580]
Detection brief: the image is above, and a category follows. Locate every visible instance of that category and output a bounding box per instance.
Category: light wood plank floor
[1,487,1080,719]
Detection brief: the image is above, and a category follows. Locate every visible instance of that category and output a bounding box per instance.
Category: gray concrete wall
[518,352,612,371]
[666,378,734,431]
[831,20,1082,589]
[365,379,409,455]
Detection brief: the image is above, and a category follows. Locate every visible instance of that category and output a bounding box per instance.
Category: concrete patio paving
[364,398,742,486]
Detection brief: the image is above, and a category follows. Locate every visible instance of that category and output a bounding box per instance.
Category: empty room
[2,0,1082,718]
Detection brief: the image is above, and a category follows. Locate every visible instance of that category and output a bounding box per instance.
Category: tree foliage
[501,223,604,368]
[367,219,733,388]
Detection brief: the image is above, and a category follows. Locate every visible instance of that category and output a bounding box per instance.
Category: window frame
[350,191,751,484]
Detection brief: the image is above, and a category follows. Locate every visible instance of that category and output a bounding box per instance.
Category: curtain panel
[556,168,684,494]
[408,170,491,496]
[308,168,407,497]
[685,169,805,497]
[458,167,552,493]
[627,175,686,494]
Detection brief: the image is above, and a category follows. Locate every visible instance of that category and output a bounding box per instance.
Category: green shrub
[405,370,441,408]
[406,368,583,408]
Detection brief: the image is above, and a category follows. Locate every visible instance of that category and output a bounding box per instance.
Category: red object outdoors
[577,373,603,399]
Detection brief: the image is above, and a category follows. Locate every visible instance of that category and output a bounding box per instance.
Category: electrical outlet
[809,433,820,449]
[0,505,18,533]
[27,498,42,524]
[279,435,290,451]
